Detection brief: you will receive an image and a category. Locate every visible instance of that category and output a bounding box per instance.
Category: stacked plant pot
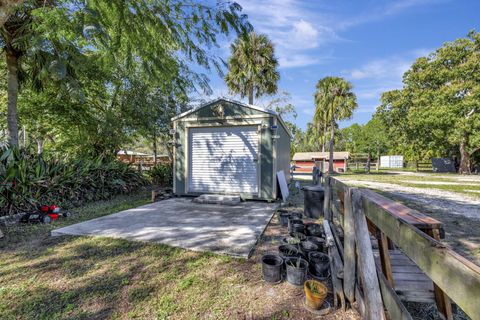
[259,210,331,312]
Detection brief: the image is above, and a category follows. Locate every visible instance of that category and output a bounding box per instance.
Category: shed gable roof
[172,98,292,138]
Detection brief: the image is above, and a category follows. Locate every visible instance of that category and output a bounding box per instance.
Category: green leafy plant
[0,146,148,215]
[147,163,173,187]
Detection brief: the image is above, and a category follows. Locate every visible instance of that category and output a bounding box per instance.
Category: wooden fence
[322,176,480,320]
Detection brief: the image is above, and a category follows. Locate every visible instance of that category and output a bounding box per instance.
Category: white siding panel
[188,126,259,194]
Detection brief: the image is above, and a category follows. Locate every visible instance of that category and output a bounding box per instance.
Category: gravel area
[337,179,480,220]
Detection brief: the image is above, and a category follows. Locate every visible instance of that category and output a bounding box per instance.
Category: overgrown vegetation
[0,146,148,215]
[147,163,173,187]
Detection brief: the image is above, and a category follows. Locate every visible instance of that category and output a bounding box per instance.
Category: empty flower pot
[300,240,319,257]
[308,252,330,276]
[305,223,323,237]
[278,212,291,227]
[285,257,308,286]
[291,223,306,234]
[307,236,325,252]
[261,254,284,283]
[290,212,303,220]
[288,218,303,233]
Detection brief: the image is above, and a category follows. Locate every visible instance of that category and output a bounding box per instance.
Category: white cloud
[238,0,339,68]
[348,57,411,80]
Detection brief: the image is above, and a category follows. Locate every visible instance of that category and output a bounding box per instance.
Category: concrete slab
[52,198,277,258]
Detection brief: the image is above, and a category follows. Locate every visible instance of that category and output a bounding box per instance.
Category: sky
[197,0,480,130]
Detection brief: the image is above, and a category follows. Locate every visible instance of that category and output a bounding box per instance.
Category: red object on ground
[40,205,49,213]
[48,213,59,220]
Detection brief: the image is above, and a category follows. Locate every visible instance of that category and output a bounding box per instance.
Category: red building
[292,152,350,173]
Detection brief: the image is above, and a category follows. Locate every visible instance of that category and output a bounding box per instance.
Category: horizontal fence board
[360,188,480,317]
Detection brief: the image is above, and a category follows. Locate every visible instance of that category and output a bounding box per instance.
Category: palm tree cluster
[314,77,357,173]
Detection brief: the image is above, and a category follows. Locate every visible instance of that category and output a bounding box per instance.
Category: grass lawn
[0,190,358,320]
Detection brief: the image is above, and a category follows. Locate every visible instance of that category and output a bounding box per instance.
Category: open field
[0,190,358,320]
[337,172,480,265]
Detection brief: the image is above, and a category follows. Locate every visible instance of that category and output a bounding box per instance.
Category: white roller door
[188,126,259,195]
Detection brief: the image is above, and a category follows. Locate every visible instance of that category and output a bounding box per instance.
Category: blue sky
[198,0,480,130]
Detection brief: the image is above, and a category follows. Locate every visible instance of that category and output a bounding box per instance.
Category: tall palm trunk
[322,125,326,152]
[328,120,335,174]
[248,86,253,104]
[6,50,19,146]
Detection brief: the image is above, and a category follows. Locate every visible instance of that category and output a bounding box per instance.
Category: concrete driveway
[52,198,277,258]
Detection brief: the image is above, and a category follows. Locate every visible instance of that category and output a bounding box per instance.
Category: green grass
[0,191,293,320]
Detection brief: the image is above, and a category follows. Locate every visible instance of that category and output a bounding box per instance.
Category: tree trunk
[153,130,157,165]
[322,125,327,152]
[459,140,471,174]
[160,134,173,162]
[329,121,335,174]
[37,138,44,155]
[6,51,19,146]
[248,86,254,105]
[366,152,371,174]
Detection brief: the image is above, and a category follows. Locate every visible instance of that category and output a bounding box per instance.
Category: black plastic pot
[282,236,302,246]
[288,232,307,242]
[279,212,291,227]
[261,254,284,283]
[305,223,323,237]
[291,223,306,234]
[288,219,303,233]
[307,236,325,252]
[300,241,319,257]
[308,251,330,276]
[289,212,303,220]
[285,257,308,286]
[278,244,301,260]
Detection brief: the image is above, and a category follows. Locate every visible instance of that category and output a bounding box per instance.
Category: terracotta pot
[304,279,328,310]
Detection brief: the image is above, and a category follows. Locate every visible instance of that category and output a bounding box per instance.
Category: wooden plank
[360,188,480,318]
[394,280,434,291]
[352,190,386,320]
[343,186,356,304]
[396,291,435,303]
[426,228,453,320]
[377,265,413,320]
[330,222,344,261]
[323,176,331,220]
[392,265,427,274]
[378,230,395,287]
[361,189,443,229]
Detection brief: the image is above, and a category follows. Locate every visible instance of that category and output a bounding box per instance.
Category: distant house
[292,151,350,173]
[117,150,169,167]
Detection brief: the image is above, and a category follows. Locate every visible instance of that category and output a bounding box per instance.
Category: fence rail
[323,176,480,320]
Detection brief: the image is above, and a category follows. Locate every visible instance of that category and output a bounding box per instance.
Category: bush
[148,163,173,187]
[0,146,148,215]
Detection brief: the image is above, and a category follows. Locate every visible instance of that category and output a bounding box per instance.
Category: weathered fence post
[323,176,331,221]
[352,189,386,320]
[343,186,356,304]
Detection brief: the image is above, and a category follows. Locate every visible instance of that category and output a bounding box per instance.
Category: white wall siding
[188,126,259,195]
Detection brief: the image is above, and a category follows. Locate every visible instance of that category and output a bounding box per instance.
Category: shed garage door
[188,126,259,195]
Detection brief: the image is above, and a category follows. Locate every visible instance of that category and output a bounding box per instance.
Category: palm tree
[225,31,279,105]
[314,77,357,174]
